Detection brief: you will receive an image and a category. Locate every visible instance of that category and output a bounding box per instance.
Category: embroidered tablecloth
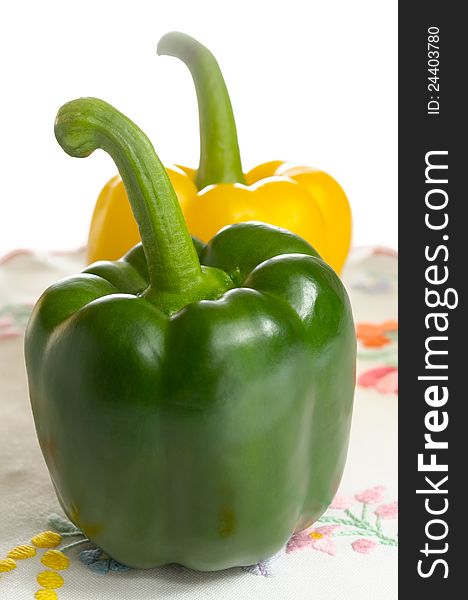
[0,247,398,599]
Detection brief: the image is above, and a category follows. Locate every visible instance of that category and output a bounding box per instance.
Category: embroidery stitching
[0,484,398,592]
[356,320,398,394]
[0,304,33,339]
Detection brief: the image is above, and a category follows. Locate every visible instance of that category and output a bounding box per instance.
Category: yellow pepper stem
[158,32,245,189]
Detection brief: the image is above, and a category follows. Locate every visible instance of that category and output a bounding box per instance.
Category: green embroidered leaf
[48,513,81,534]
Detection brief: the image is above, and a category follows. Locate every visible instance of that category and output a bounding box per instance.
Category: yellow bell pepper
[88,165,197,264]
[87,33,352,274]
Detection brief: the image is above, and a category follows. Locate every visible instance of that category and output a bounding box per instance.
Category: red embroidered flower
[358,366,398,394]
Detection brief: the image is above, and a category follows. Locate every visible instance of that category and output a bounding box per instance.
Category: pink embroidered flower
[314,525,341,537]
[0,316,20,340]
[287,525,339,556]
[358,367,398,394]
[309,535,336,556]
[329,494,354,510]
[286,530,312,553]
[355,485,386,504]
[373,247,398,258]
[375,501,398,520]
[352,539,377,554]
[0,248,33,265]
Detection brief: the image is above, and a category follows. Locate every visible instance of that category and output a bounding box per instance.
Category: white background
[0,0,397,256]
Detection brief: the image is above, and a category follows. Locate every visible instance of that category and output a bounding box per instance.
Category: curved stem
[61,538,91,553]
[54,98,203,302]
[158,32,245,189]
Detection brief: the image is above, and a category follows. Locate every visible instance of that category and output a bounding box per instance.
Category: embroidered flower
[375,501,398,520]
[372,247,398,258]
[356,320,398,348]
[41,549,70,570]
[35,589,59,600]
[0,558,17,572]
[36,570,64,589]
[287,524,339,556]
[242,548,285,577]
[7,545,36,559]
[358,366,398,394]
[314,525,341,537]
[309,536,336,556]
[31,531,62,549]
[329,494,354,510]
[286,530,313,553]
[355,485,386,504]
[0,303,33,338]
[0,315,21,339]
[352,538,378,554]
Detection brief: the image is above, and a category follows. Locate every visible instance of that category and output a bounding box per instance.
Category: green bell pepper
[25,97,356,571]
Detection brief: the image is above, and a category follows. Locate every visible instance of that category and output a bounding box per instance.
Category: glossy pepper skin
[25,98,356,571]
[87,32,352,274]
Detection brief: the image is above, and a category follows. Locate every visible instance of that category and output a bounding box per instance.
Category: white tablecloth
[0,247,398,599]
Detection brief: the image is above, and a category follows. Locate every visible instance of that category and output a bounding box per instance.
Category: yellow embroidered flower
[36,570,64,589]
[7,544,36,559]
[35,590,58,600]
[32,531,62,548]
[0,557,17,572]
[41,550,70,570]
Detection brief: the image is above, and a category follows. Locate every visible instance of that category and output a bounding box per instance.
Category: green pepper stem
[158,32,245,189]
[54,98,204,306]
